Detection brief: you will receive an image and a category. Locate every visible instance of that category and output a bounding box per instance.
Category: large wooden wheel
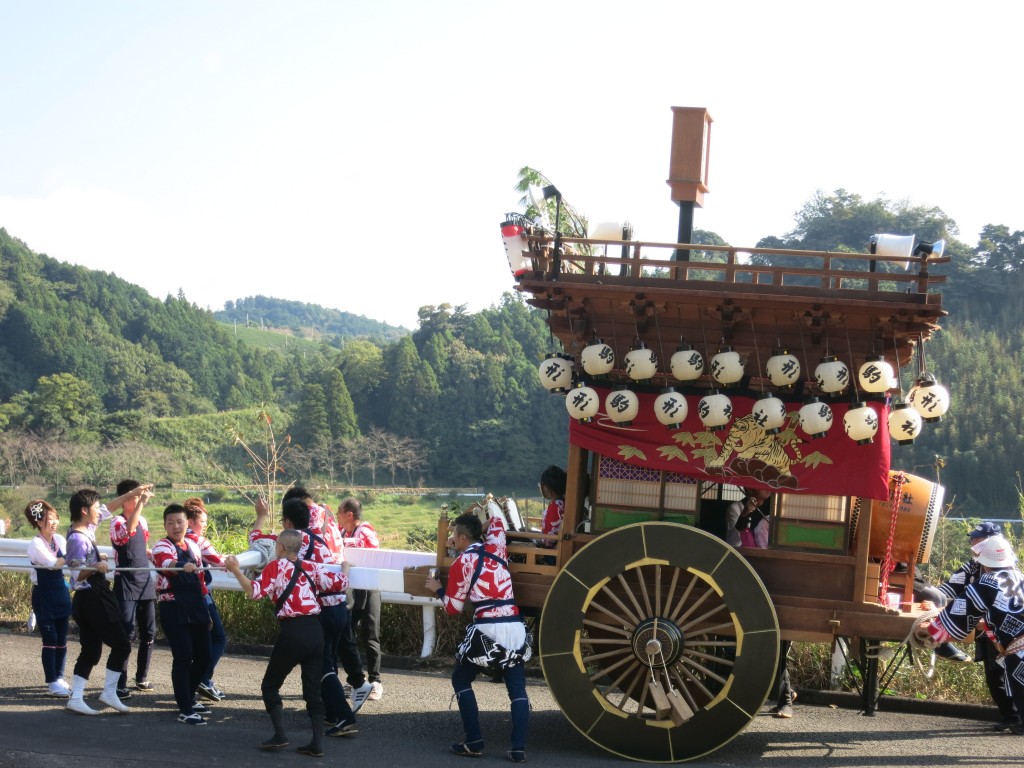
[539,522,779,763]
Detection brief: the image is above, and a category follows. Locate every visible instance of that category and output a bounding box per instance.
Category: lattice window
[776,492,847,523]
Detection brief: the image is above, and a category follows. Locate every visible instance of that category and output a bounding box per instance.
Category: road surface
[0,630,1017,767]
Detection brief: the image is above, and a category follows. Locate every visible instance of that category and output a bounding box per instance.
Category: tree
[30,373,103,441]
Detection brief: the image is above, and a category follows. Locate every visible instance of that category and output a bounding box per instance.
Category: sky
[1,2,1021,330]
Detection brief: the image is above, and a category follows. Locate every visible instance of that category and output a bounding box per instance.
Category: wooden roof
[515,233,947,389]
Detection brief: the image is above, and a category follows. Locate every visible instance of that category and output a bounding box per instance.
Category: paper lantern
[580,338,615,376]
[670,342,704,382]
[538,353,573,393]
[858,355,895,395]
[565,384,600,423]
[815,355,850,394]
[752,394,787,434]
[887,401,923,445]
[766,348,800,388]
[710,346,744,386]
[624,342,658,382]
[698,390,733,432]
[798,397,833,439]
[653,387,688,429]
[907,373,950,423]
[843,402,879,444]
[605,388,639,425]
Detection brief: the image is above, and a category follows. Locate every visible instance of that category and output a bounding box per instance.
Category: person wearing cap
[919,533,1024,735]
[936,521,1018,729]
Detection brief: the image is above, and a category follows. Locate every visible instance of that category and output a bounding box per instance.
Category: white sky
[1,2,1020,330]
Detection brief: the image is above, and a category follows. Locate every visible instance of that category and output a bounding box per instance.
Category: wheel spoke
[582,619,632,638]
[654,565,663,616]
[589,651,637,682]
[674,660,717,700]
[678,602,728,634]
[673,586,714,626]
[680,654,729,686]
[583,646,634,664]
[667,572,699,623]
[596,583,642,626]
[616,573,647,623]
[636,566,654,617]
[588,597,632,626]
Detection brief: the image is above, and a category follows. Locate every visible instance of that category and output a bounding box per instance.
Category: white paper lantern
[565,384,600,423]
[752,394,787,434]
[580,338,615,376]
[538,353,573,393]
[798,397,833,438]
[815,355,850,394]
[843,402,879,444]
[887,401,923,445]
[698,390,733,432]
[605,388,640,425]
[653,387,688,429]
[670,343,704,382]
[710,346,744,386]
[907,373,950,423]
[857,355,895,395]
[624,342,658,382]
[766,348,801,388]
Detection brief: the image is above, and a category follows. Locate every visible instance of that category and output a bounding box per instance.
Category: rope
[877,472,906,603]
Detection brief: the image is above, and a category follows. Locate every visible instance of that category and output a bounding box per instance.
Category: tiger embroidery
[705,414,801,480]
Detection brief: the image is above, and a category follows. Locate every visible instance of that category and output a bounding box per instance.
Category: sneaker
[343,683,353,696]
[178,713,206,726]
[48,681,71,697]
[507,749,527,763]
[368,681,384,701]
[451,741,484,757]
[770,691,797,713]
[774,704,794,719]
[297,743,324,757]
[326,719,358,737]
[993,719,1018,732]
[350,682,373,714]
[115,687,132,700]
[197,682,224,702]
[260,735,289,750]
[134,679,153,691]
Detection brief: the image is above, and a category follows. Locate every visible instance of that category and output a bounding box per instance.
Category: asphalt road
[0,630,1020,767]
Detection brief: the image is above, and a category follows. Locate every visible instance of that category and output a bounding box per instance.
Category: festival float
[421,107,952,762]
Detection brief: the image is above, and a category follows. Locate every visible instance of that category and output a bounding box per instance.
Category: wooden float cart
[409,107,951,762]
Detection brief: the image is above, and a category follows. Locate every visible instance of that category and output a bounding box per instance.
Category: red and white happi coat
[343,521,380,550]
[249,528,345,607]
[442,516,519,623]
[152,537,207,603]
[250,558,347,619]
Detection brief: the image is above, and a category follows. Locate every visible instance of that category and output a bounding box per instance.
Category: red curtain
[568,388,891,501]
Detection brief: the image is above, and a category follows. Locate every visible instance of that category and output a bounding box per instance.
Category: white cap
[972,534,1018,568]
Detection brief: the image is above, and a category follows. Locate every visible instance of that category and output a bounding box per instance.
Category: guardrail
[0,539,443,658]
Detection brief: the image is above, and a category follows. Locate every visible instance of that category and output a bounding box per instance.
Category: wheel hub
[632,617,685,667]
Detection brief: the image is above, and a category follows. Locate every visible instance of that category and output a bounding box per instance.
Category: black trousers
[71,588,131,679]
[159,602,212,716]
[262,615,325,727]
[350,588,382,682]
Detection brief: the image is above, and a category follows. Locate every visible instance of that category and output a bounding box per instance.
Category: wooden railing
[527,235,948,297]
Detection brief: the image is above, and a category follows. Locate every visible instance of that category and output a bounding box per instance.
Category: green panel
[776,520,845,551]
[664,512,696,525]
[593,508,696,530]
[594,507,655,529]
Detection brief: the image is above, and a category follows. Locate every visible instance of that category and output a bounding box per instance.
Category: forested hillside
[0,227,567,497]
[216,295,407,343]
[2,189,1024,515]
